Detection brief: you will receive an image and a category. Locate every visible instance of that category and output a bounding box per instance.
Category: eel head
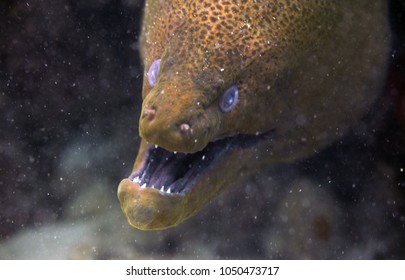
[117,55,276,230]
[117,0,390,230]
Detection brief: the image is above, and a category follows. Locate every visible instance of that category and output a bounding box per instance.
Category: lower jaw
[117,178,189,230]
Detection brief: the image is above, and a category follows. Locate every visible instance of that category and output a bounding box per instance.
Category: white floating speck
[141,183,146,188]
[173,151,177,154]
[202,155,205,160]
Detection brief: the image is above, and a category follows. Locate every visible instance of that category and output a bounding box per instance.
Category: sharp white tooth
[160,186,164,192]
[133,176,140,183]
[166,188,171,194]
[154,144,158,149]
[141,183,146,188]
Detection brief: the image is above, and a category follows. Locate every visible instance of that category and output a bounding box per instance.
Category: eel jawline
[117,134,269,230]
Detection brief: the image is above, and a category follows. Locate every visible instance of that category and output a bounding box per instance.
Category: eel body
[118,0,390,230]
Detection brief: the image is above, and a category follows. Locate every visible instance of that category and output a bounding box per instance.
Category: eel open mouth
[118,133,269,230]
[128,138,232,195]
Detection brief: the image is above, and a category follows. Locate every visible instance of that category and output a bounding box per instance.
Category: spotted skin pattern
[139,1,344,153]
[118,0,390,230]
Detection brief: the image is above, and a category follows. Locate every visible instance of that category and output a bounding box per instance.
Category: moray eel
[118,0,390,230]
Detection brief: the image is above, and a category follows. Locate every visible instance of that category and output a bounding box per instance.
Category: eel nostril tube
[143,108,156,121]
[180,123,191,133]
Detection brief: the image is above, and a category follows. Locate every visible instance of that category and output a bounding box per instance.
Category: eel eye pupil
[219,85,239,113]
[147,59,161,87]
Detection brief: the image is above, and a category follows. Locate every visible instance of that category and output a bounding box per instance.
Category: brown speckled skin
[118,0,390,230]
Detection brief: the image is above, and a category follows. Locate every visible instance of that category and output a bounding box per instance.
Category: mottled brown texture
[118,0,390,230]
[138,0,389,155]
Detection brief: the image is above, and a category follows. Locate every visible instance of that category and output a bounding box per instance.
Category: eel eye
[219,85,238,113]
[147,58,161,87]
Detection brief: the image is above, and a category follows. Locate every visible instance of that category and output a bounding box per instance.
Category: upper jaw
[138,80,221,153]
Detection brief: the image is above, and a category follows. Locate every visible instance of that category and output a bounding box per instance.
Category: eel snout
[139,81,220,153]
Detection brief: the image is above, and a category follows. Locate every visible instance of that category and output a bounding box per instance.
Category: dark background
[0,0,405,259]
[1,0,144,237]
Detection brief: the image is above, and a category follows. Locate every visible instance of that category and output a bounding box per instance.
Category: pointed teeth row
[153,186,171,194]
[131,176,172,194]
